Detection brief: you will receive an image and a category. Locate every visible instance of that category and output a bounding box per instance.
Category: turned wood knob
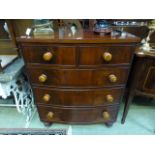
[38,74,47,83]
[102,111,111,121]
[109,74,117,83]
[103,52,112,62]
[43,52,53,61]
[47,112,54,120]
[43,94,51,102]
[106,94,114,103]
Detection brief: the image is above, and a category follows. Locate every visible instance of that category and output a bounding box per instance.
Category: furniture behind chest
[17,30,140,127]
[122,47,155,123]
[0,20,35,127]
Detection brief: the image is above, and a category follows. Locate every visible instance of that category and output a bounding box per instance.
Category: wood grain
[33,87,124,107]
[17,29,140,126]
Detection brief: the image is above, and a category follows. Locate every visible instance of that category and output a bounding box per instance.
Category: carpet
[0,128,67,135]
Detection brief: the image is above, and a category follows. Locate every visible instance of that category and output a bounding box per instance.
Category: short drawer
[22,45,76,65]
[79,45,134,66]
[37,105,119,124]
[33,87,124,107]
[27,67,129,87]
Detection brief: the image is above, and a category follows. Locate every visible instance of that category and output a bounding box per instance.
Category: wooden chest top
[16,30,140,44]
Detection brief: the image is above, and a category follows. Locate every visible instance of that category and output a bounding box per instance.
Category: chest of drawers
[17,30,140,127]
[122,48,155,124]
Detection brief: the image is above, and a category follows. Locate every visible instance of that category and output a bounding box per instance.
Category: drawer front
[28,67,129,87]
[79,46,134,65]
[33,87,124,107]
[143,66,155,92]
[37,105,119,123]
[22,45,76,65]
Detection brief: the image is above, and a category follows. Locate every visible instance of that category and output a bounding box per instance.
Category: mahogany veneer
[33,87,124,107]
[27,67,129,87]
[17,30,140,126]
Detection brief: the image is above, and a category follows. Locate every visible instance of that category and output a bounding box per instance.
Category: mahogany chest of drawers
[17,30,140,126]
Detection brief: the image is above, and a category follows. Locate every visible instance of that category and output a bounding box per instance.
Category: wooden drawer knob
[47,112,54,120]
[109,74,117,83]
[38,74,47,83]
[106,94,114,103]
[43,94,51,102]
[102,111,111,121]
[43,52,53,61]
[103,52,112,62]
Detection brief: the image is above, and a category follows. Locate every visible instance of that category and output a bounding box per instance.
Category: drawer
[143,67,155,93]
[79,45,134,66]
[37,105,119,124]
[28,67,129,87]
[22,45,76,65]
[33,87,124,107]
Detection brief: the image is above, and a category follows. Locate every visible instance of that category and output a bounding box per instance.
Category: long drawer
[37,105,119,124]
[27,67,129,87]
[22,45,76,66]
[33,87,124,107]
